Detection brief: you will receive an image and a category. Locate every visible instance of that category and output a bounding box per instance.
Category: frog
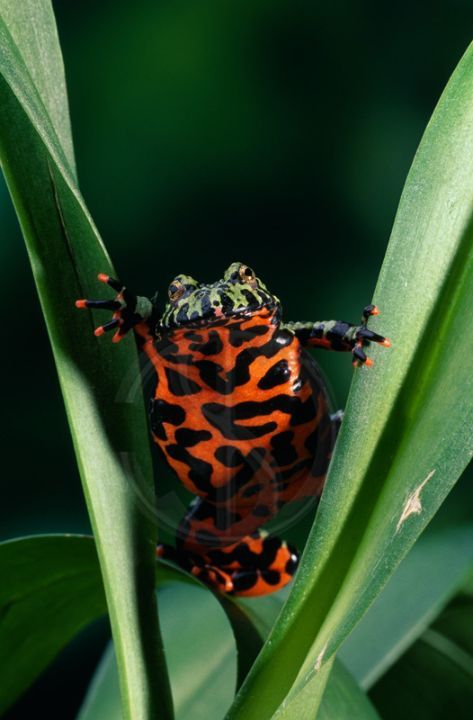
[76,262,389,596]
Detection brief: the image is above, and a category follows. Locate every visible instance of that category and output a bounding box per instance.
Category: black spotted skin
[77,262,389,596]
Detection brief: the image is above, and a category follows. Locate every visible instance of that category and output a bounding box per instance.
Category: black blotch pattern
[270,431,298,466]
[165,367,201,396]
[150,398,185,440]
[200,294,213,318]
[215,446,245,467]
[202,391,318,441]
[242,289,257,305]
[189,329,224,356]
[231,570,258,592]
[232,392,317,426]
[166,444,213,494]
[208,534,282,570]
[176,302,190,324]
[311,323,325,339]
[175,428,212,447]
[218,291,235,313]
[295,326,312,344]
[261,570,281,585]
[161,352,195,365]
[193,330,292,396]
[202,402,278,440]
[325,321,353,350]
[228,447,266,496]
[285,552,299,576]
[155,338,179,355]
[258,359,291,390]
[227,323,270,347]
[241,482,264,498]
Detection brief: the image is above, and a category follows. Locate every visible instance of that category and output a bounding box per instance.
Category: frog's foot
[161,531,298,596]
[352,305,391,368]
[156,543,236,591]
[194,532,299,597]
[75,273,152,342]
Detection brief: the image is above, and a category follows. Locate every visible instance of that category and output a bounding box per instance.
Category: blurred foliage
[2,0,473,717]
[369,591,473,719]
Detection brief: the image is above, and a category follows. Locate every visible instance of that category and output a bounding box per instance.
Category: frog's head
[160,262,280,330]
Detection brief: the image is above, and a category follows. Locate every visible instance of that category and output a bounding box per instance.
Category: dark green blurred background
[2,1,472,717]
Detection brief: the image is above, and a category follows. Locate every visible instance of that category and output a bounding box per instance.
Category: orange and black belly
[146,309,334,594]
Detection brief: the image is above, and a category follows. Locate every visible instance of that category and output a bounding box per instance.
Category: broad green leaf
[339,477,473,687]
[0,5,172,718]
[369,598,473,719]
[77,644,123,720]
[218,597,265,689]
[226,41,473,719]
[0,535,237,719]
[234,587,290,640]
[271,658,334,720]
[79,564,237,720]
[431,595,473,664]
[269,658,380,720]
[318,661,381,720]
[0,535,106,715]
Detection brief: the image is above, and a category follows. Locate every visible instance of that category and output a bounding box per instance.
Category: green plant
[1,3,472,719]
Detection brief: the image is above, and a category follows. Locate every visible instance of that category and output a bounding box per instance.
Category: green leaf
[0,536,237,719]
[268,659,380,720]
[218,597,265,689]
[233,588,290,641]
[339,478,473,687]
[226,41,473,720]
[0,0,76,177]
[77,644,123,720]
[0,4,172,718]
[369,597,473,719]
[0,535,106,715]
[79,564,237,720]
[317,661,381,720]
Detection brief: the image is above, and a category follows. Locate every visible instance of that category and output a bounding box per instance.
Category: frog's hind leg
[157,497,298,597]
[202,531,299,597]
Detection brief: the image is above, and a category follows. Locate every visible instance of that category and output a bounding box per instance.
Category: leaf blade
[226,40,473,720]
[0,0,76,176]
[0,535,106,714]
[339,476,473,688]
[0,6,172,718]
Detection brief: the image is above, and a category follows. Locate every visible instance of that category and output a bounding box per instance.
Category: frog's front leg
[76,273,159,344]
[282,305,390,367]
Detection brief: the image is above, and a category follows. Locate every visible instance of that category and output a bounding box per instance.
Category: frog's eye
[168,280,186,302]
[239,265,256,285]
